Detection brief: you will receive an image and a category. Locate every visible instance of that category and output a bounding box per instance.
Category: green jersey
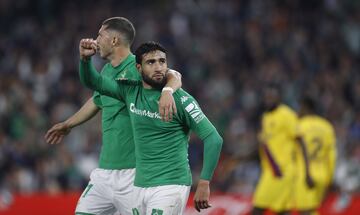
[80,60,221,187]
[92,54,140,169]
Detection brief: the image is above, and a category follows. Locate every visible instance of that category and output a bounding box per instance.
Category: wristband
[162,87,174,94]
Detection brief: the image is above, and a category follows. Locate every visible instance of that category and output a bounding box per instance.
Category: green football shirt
[92,54,140,169]
[111,84,216,187]
[80,60,219,187]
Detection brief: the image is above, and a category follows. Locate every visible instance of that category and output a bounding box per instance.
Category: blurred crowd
[0,0,359,201]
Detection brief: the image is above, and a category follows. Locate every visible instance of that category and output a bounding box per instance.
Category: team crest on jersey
[116,69,128,80]
[185,101,205,123]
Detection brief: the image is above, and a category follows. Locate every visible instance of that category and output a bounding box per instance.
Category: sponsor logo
[185,101,205,123]
[181,96,189,104]
[129,103,161,119]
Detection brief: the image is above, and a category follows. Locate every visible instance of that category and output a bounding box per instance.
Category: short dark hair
[134,41,167,64]
[263,82,282,96]
[102,17,135,45]
[301,96,317,113]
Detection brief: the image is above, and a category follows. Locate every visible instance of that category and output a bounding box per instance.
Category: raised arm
[158,69,182,121]
[45,97,100,145]
[78,39,123,100]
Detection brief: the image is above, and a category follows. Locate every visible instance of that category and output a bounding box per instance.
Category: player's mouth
[153,73,164,79]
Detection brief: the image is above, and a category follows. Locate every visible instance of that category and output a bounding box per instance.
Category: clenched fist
[79,38,98,60]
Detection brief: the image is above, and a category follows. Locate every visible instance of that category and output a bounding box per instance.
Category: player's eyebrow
[145,59,156,64]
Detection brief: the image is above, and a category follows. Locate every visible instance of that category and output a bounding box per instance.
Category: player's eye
[159,58,166,64]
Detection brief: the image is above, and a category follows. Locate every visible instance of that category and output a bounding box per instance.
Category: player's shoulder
[174,88,190,96]
[173,88,195,103]
[101,62,113,73]
[118,61,141,80]
[301,115,334,133]
[173,88,202,112]
[278,104,295,112]
[278,104,297,118]
[317,116,334,132]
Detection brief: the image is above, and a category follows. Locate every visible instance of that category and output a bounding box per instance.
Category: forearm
[79,59,121,99]
[165,69,182,91]
[262,143,282,176]
[200,131,223,180]
[65,97,100,128]
[298,137,311,175]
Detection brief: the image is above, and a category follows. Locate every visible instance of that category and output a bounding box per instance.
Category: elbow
[167,69,182,88]
[203,131,223,150]
[218,135,224,148]
[176,71,182,88]
[215,132,223,148]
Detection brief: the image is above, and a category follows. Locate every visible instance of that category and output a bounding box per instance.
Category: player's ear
[136,64,142,73]
[112,37,117,46]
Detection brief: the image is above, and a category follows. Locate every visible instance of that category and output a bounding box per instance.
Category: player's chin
[152,76,165,82]
[99,51,107,59]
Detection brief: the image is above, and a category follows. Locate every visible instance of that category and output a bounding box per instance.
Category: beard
[141,72,166,90]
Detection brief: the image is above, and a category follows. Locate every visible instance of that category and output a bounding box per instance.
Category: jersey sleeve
[79,59,129,101]
[92,91,102,108]
[175,90,223,180]
[176,91,217,140]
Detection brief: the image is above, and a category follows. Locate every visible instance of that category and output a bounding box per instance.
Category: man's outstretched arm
[45,97,99,144]
[78,39,124,99]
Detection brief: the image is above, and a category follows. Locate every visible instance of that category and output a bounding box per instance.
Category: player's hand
[79,38,97,60]
[306,174,315,189]
[273,167,283,178]
[159,89,176,122]
[194,179,212,212]
[44,122,72,145]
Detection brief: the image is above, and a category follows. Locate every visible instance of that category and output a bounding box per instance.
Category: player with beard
[79,41,223,214]
[45,17,182,215]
